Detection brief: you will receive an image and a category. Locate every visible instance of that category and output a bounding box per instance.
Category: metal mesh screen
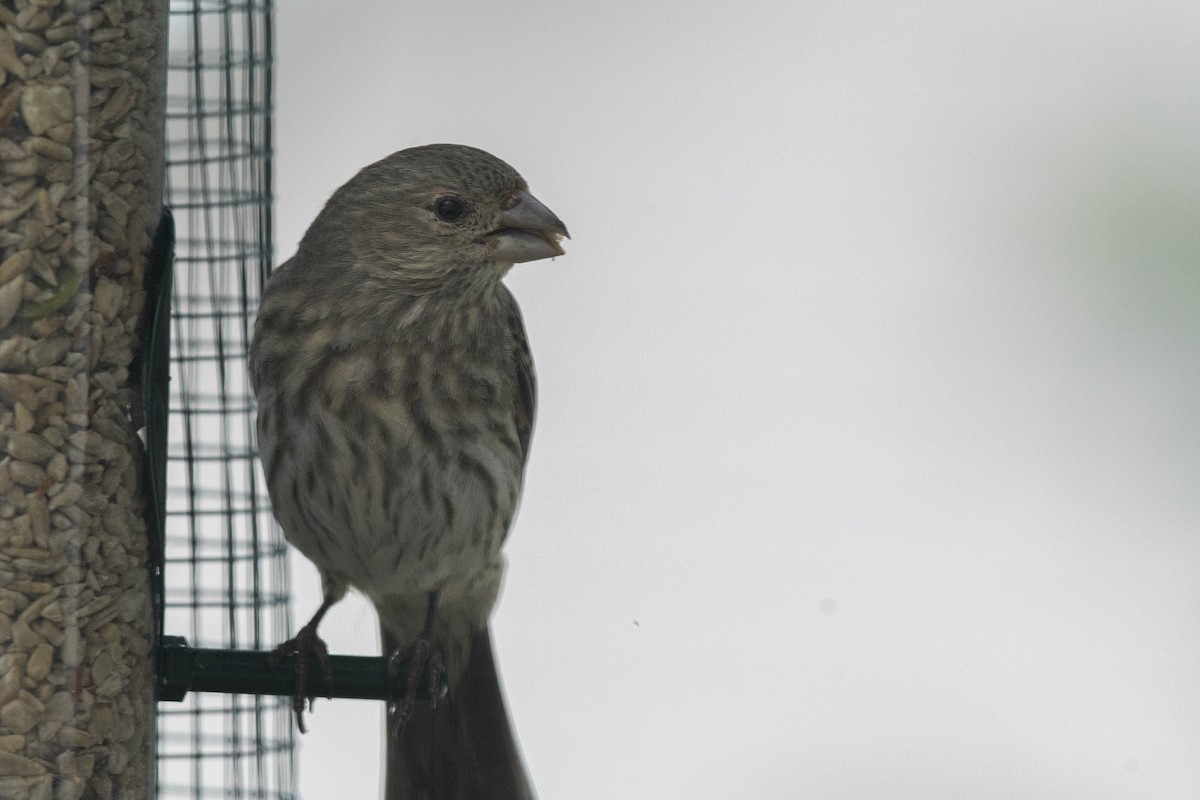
[157,1,294,797]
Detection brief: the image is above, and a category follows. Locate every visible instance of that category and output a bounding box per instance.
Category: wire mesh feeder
[156,1,295,797]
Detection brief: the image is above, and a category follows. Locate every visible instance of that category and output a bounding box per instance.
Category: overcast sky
[272,3,1200,798]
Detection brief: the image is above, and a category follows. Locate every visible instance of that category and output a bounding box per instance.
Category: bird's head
[301,143,568,298]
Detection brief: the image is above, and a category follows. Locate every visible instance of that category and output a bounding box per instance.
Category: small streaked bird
[250,144,566,798]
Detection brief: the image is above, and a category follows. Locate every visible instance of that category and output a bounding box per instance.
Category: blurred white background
[272,2,1200,798]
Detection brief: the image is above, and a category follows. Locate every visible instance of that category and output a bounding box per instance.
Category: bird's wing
[499,284,536,464]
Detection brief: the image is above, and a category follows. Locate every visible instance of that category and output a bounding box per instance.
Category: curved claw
[386,636,447,735]
[269,623,335,734]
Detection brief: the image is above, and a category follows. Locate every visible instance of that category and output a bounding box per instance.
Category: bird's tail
[383,624,535,800]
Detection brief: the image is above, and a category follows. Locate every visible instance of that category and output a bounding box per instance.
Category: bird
[250,143,566,798]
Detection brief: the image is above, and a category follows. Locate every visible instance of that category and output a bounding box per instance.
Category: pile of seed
[0,1,164,798]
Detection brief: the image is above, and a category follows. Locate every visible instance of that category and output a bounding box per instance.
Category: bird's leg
[268,592,338,733]
[387,591,447,732]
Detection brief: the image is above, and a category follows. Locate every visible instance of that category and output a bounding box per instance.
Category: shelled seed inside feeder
[0,1,165,798]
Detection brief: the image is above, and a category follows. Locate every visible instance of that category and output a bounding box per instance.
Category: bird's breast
[258,337,525,596]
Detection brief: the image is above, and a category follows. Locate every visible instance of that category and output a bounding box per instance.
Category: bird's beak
[490,190,569,264]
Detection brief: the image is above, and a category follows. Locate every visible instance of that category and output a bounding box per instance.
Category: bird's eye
[434,196,466,222]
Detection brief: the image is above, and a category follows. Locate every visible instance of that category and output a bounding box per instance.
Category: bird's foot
[268,623,335,734]
[387,635,447,734]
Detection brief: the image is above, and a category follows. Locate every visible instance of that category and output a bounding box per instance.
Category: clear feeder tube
[0,0,166,798]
